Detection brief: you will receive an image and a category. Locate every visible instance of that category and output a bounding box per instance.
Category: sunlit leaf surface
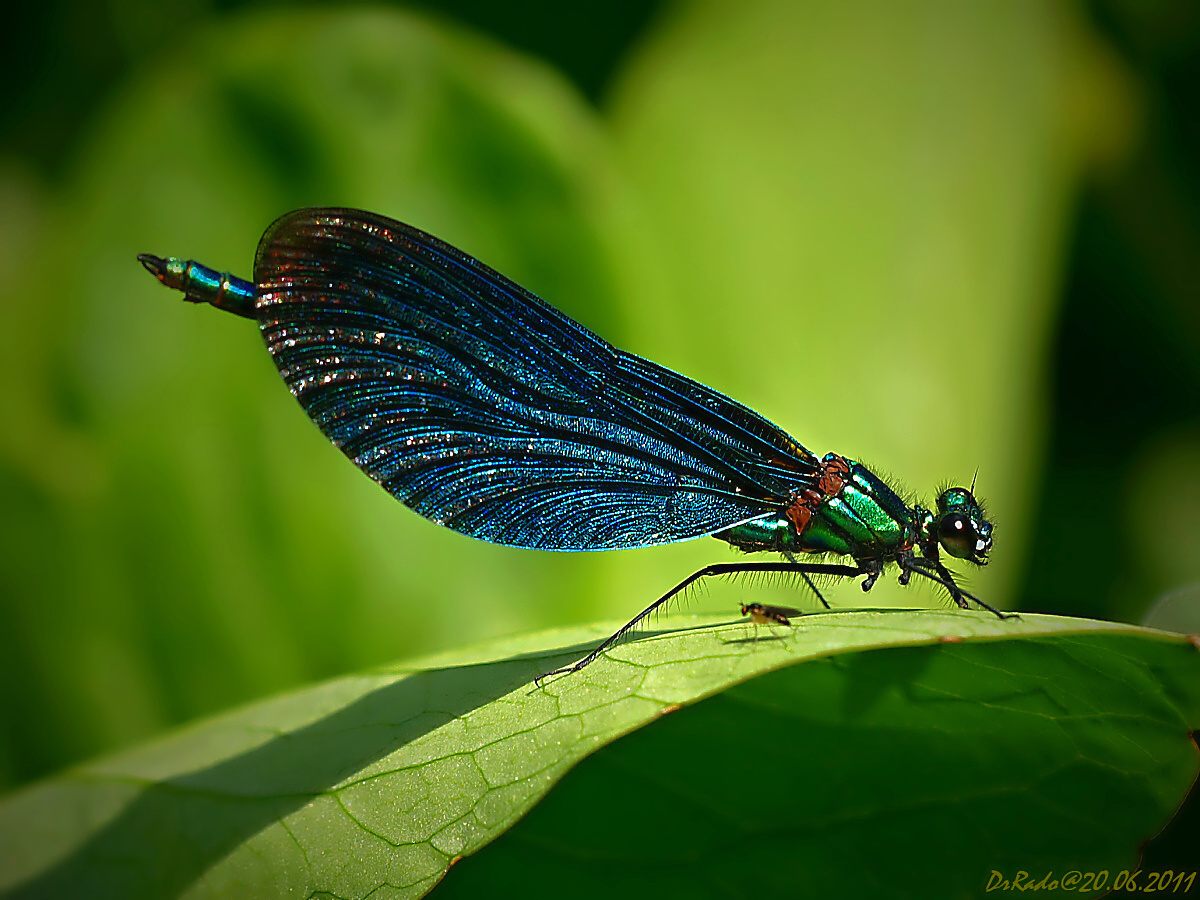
[0,612,1195,898]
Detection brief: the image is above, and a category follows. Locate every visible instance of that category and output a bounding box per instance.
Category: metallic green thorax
[800,464,911,557]
[719,460,916,560]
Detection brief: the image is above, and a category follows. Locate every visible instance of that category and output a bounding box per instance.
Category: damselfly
[139,208,1012,679]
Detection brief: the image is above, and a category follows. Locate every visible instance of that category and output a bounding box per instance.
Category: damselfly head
[934,487,993,565]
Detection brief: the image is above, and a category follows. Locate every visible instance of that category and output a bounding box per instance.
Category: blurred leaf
[0,7,649,787]
[607,0,1131,613]
[1129,428,1200,600]
[0,611,1195,898]
[1144,585,1200,634]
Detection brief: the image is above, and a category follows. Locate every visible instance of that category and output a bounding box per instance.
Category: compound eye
[938,513,976,560]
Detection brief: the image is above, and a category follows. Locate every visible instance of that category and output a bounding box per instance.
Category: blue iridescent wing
[253,208,818,550]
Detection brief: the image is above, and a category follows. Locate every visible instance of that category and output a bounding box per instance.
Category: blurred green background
[0,0,1196,797]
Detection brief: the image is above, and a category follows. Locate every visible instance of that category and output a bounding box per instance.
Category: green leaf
[1,612,1195,898]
